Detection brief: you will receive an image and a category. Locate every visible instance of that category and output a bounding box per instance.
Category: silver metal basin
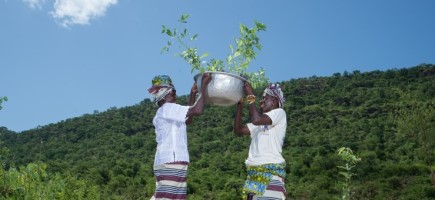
[194,71,247,106]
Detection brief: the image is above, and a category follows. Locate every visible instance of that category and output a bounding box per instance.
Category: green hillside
[1,64,434,199]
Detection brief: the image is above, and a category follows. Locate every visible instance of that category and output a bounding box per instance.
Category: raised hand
[201,73,212,86]
[243,82,254,95]
[191,82,198,94]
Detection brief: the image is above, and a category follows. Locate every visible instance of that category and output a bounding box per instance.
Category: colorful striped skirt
[246,175,286,200]
[151,162,188,200]
[243,163,287,200]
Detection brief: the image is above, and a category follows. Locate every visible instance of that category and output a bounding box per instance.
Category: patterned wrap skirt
[243,163,287,200]
[151,162,188,200]
[246,175,286,200]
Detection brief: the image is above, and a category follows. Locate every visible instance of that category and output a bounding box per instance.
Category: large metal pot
[194,71,247,106]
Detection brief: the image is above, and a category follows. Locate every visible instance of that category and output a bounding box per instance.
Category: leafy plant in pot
[161,14,269,106]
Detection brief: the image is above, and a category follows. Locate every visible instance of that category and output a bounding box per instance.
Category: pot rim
[193,71,248,82]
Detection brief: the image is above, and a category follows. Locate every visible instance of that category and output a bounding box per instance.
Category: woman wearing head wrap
[148,73,212,200]
[234,82,287,200]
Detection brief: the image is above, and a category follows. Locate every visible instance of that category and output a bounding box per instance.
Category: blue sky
[1,0,434,132]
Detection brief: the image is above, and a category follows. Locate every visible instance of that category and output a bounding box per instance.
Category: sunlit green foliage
[0,162,99,199]
[161,14,269,89]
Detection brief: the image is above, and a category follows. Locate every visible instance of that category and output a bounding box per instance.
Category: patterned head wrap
[263,83,285,108]
[148,75,175,104]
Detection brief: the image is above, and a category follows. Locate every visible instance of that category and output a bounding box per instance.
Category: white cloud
[23,0,46,10]
[50,0,118,28]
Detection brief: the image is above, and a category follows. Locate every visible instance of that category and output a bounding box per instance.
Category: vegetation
[161,14,268,89]
[0,64,434,199]
[336,147,361,200]
[0,96,7,110]
[0,162,99,199]
[395,101,435,188]
[1,97,99,199]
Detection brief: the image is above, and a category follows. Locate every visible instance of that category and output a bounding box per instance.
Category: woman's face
[260,94,278,112]
[164,89,177,103]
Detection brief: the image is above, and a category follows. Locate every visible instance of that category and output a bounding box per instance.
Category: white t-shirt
[152,103,190,166]
[245,108,287,166]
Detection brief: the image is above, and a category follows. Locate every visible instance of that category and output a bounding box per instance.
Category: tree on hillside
[0,96,100,199]
[0,96,7,110]
[395,102,435,188]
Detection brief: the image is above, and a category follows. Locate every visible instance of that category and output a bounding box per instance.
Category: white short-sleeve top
[152,103,190,166]
[246,108,287,166]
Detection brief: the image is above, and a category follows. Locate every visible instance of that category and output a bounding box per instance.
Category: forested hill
[1,64,434,199]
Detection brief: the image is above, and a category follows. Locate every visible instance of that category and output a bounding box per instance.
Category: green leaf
[233,51,241,58]
[180,28,187,37]
[166,29,173,37]
[179,14,190,23]
[200,53,209,59]
[338,172,350,178]
[161,25,167,34]
[161,46,169,53]
[191,34,198,41]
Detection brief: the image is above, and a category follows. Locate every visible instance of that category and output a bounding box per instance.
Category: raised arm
[185,73,212,121]
[186,82,198,125]
[244,82,272,126]
[234,98,250,136]
[188,82,198,106]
